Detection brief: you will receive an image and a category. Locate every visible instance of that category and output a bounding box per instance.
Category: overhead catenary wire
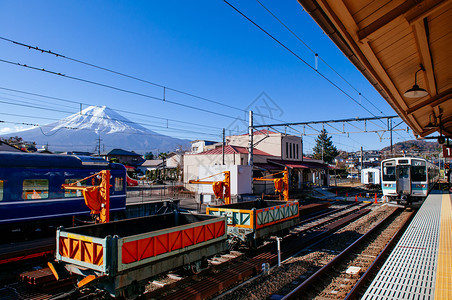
[223,0,383,120]
[0,119,220,140]
[0,100,222,137]
[0,36,289,123]
[0,36,393,141]
[0,58,249,122]
[0,58,297,135]
[0,86,225,131]
[254,0,385,116]
[0,32,409,150]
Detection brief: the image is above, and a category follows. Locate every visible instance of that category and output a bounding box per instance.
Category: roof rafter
[358,0,422,41]
[407,87,452,114]
[412,20,437,96]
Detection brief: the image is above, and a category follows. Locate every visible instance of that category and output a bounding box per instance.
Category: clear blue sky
[0,0,415,153]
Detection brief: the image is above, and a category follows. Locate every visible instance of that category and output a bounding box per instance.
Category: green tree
[158,152,168,159]
[144,152,154,160]
[312,129,339,164]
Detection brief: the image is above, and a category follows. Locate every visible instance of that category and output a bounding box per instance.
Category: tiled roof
[0,141,24,152]
[267,159,332,170]
[140,159,164,167]
[106,148,142,156]
[192,145,272,156]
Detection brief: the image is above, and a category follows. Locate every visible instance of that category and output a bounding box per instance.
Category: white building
[184,129,332,200]
[190,140,218,154]
[361,168,381,185]
[227,130,302,161]
[184,145,274,189]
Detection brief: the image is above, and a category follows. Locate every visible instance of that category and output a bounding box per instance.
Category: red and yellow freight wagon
[52,212,227,297]
[206,200,299,247]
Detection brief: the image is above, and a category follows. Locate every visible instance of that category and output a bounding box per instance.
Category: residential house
[137,159,165,174]
[101,149,145,167]
[0,140,24,152]
[190,140,218,154]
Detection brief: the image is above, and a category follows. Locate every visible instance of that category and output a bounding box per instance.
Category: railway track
[0,201,378,299]
[145,203,372,299]
[214,204,413,300]
[281,208,414,299]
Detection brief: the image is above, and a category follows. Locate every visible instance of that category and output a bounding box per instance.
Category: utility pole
[222,128,225,165]
[321,124,324,162]
[301,134,303,161]
[97,136,101,156]
[389,119,393,157]
[248,111,253,167]
[360,146,363,171]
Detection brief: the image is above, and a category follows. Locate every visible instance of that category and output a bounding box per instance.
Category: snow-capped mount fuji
[52,106,150,135]
[3,106,190,153]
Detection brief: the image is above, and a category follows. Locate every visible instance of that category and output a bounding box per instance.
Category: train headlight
[384,184,392,187]
[415,184,426,188]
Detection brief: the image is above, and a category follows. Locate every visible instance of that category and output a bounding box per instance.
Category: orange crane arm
[188,171,231,205]
[188,180,215,184]
[61,170,111,223]
[253,168,289,201]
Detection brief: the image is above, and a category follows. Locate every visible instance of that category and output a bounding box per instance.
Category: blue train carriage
[381,157,439,206]
[206,200,299,248]
[0,152,127,231]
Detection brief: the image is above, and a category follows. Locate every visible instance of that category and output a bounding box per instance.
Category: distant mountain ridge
[380,139,440,152]
[1,106,189,153]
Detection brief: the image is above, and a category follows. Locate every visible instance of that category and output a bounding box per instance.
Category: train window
[22,179,49,200]
[64,179,85,197]
[0,180,3,201]
[115,177,124,191]
[398,167,409,178]
[412,160,427,181]
[382,161,396,181]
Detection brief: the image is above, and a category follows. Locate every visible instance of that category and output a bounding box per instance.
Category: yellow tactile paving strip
[435,194,452,299]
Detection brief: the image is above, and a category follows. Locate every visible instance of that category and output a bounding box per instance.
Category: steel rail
[282,207,406,299]
[156,207,371,299]
[344,209,416,300]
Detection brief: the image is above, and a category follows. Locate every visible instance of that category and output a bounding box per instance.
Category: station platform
[362,191,451,299]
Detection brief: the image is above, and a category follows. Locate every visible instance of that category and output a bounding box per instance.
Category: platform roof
[298,0,451,140]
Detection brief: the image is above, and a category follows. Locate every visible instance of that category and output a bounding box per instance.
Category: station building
[184,130,331,200]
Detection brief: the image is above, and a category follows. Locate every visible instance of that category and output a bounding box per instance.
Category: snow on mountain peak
[52,106,149,134]
[2,105,189,153]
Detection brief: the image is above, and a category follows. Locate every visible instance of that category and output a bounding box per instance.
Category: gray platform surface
[362,192,442,299]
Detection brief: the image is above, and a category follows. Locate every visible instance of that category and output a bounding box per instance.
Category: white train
[381,157,439,206]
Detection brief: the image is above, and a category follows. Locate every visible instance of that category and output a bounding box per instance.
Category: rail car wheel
[228,237,240,251]
[246,238,255,249]
[122,280,144,300]
[190,257,208,274]
[190,261,202,274]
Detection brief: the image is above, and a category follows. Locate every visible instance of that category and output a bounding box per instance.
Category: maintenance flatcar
[207,200,299,248]
[381,157,439,206]
[0,152,127,232]
[51,212,227,298]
